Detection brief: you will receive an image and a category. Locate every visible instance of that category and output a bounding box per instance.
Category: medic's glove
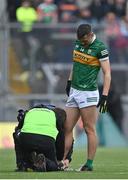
[97,95,108,113]
[17,109,25,122]
[66,80,71,96]
[16,109,26,130]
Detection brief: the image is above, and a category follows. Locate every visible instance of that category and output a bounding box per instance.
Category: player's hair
[77,24,92,39]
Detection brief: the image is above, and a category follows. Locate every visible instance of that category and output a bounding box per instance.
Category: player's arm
[66,65,73,96]
[100,59,111,96]
[97,47,111,113]
[68,65,73,81]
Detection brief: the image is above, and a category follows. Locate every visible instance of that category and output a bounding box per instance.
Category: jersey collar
[90,34,96,45]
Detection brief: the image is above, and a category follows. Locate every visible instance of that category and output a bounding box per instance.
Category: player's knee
[84,125,96,135]
[64,124,74,134]
[64,128,72,136]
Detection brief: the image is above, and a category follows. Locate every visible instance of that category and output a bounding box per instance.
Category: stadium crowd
[7,0,128,23]
[6,0,128,64]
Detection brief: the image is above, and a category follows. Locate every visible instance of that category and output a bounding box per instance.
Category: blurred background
[0,0,128,149]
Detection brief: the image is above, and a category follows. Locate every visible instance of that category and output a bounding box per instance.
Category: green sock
[85,159,93,167]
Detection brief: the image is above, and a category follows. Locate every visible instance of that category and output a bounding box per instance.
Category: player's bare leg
[79,106,98,171]
[63,107,80,161]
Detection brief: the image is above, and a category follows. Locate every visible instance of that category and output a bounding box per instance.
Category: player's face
[80,33,92,47]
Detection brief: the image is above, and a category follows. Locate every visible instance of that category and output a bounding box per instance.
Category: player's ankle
[85,159,93,168]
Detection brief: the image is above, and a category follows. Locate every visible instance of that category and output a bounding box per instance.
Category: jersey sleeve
[97,44,109,61]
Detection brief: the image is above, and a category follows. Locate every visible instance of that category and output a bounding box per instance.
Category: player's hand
[59,159,69,170]
[66,80,71,96]
[63,159,69,168]
[97,95,108,113]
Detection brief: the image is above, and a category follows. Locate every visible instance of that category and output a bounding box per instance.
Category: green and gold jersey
[71,35,109,91]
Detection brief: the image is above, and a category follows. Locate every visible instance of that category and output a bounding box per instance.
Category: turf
[0,147,128,179]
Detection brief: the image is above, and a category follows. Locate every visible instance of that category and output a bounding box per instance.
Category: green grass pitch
[0,147,128,179]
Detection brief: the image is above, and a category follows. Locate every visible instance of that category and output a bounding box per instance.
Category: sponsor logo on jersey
[73,50,100,66]
[73,51,88,61]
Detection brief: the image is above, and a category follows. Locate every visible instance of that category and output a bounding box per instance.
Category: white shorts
[66,87,99,109]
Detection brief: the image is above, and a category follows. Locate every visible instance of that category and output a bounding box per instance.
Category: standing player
[63,24,111,171]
